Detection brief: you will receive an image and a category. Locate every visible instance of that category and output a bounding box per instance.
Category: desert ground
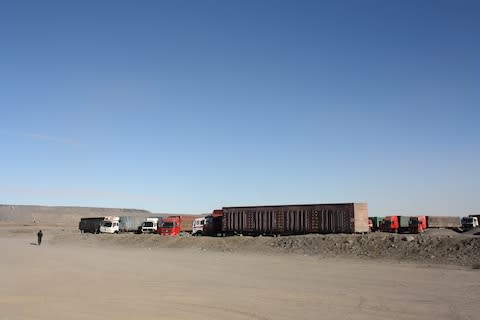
[1,223,479,320]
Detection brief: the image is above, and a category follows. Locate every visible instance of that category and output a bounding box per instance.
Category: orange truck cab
[380,216,399,233]
[408,216,427,233]
[158,216,181,236]
[380,215,410,233]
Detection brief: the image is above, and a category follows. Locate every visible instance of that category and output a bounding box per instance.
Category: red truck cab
[158,216,181,236]
[380,216,399,233]
[408,216,427,233]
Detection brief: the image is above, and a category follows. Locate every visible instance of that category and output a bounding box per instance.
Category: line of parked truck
[78,203,480,237]
[192,209,480,236]
[370,215,479,234]
[79,215,182,235]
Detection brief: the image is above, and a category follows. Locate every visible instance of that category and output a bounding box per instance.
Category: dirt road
[1,229,479,320]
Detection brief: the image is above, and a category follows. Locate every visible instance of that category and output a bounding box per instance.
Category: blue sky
[0,0,478,215]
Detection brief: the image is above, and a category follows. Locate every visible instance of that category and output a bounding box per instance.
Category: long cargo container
[79,217,104,234]
[221,203,368,235]
[426,216,461,228]
[118,216,147,232]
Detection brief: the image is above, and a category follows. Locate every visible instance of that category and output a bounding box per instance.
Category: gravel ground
[11,225,476,267]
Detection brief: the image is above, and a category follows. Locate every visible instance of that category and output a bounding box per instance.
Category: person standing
[37,230,43,246]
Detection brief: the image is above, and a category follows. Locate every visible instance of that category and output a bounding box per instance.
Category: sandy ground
[1,227,479,320]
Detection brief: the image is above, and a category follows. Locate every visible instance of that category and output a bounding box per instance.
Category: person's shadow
[30,242,38,245]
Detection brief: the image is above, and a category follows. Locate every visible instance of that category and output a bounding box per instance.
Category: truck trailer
[220,203,369,236]
[119,216,147,232]
[426,216,461,228]
[79,217,105,234]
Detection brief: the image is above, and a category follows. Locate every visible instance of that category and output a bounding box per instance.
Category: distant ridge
[0,204,152,226]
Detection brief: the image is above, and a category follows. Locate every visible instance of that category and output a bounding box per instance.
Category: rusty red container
[221,203,368,235]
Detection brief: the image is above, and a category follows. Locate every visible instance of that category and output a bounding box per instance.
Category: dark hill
[0,204,151,226]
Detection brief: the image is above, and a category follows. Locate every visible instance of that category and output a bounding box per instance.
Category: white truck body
[100,216,120,234]
[192,217,206,236]
[141,217,159,233]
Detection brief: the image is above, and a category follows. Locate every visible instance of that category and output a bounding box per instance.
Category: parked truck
[79,217,105,234]
[462,216,479,230]
[158,216,181,236]
[194,204,369,236]
[99,216,120,234]
[407,215,462,234]
[141,217,160,234]
[369,217,384,232]
[380,216,410,233]
[192,217,206,236]
[192,210,224,236]
[408,216,427,234]
[469,214,480,221]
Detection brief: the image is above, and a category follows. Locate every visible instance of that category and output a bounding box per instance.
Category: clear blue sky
[0,0,478,215]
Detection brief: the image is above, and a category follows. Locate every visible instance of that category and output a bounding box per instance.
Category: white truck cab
[462,217,479,229]
[100,216,120,234]
[192,217,206,236]
[141,217,159,234]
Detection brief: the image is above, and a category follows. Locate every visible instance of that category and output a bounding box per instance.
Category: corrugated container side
[222,203,368,235]
[79,217,105,233]
[427,216,461,228]
[119,216,147,232]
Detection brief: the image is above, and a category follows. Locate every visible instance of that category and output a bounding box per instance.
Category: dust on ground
[1,224,479,320]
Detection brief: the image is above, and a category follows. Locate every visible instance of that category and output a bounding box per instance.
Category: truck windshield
[162,222,174,228]
[103,222,112,227]
[143,222,153,228]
